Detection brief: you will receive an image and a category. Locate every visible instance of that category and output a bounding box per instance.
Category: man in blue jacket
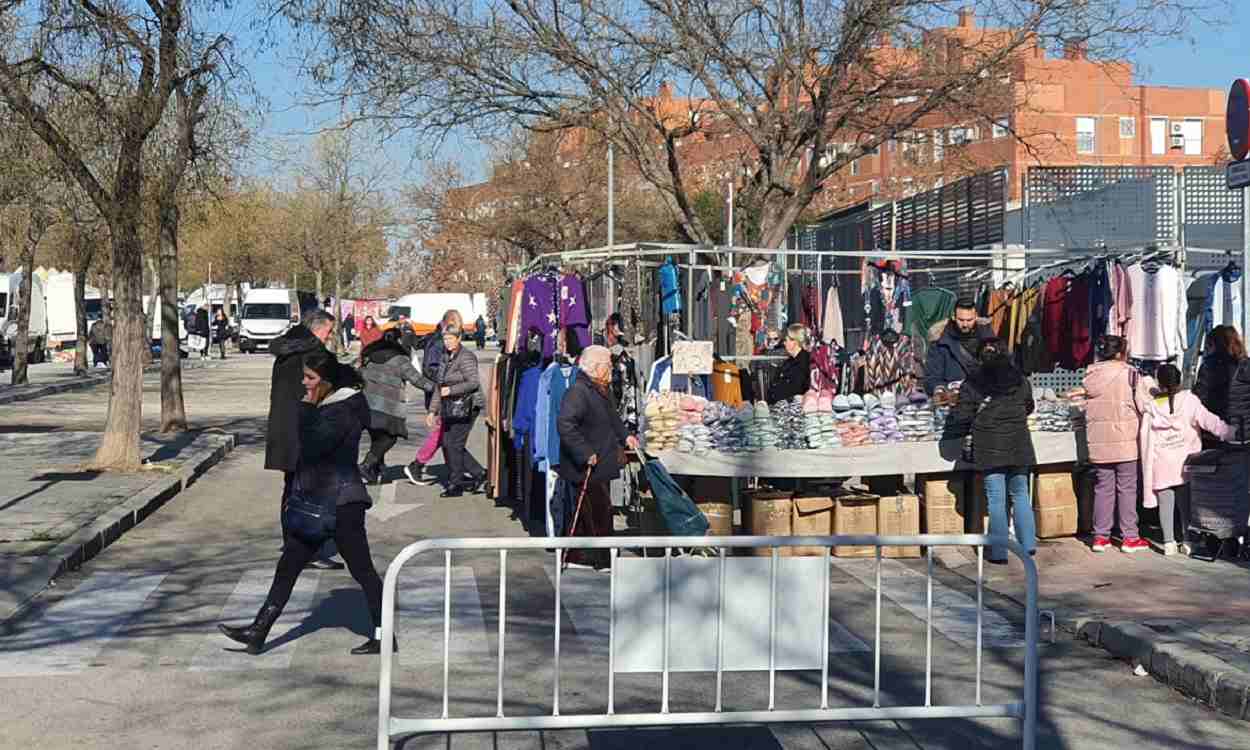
[924,299,995,394]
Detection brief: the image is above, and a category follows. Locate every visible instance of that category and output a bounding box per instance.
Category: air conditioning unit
[1170,121,1185,136]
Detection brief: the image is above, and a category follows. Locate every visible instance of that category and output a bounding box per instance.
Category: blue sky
[237,13,1247,194]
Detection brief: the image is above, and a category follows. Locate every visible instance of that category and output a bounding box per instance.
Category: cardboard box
[1034,465,1078,509]
[832,493,878,557]
[877,494,921,558]
[918,473,973,536]
[697,501,733,536]
[791,496,835,556]
[749,495,793,555]
[1035,503,1078,538]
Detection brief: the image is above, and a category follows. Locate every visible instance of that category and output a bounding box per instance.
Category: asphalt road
[0,354,1242,749]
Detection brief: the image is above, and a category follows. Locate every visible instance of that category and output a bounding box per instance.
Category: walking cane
[562,465,596,571]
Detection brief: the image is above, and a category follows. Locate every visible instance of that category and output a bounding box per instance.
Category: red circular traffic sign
[1227,79,1250,161]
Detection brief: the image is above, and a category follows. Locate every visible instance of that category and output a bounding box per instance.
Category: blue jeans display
[983,468,1036,561]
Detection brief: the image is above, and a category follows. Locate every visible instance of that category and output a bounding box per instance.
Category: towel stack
[702,401,749,452]
[675,423,714,454]
[642,393,681,451]
[744,401,780,450]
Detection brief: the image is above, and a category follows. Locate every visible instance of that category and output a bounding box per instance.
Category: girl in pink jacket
[1140,364,1235,556]
[1082,336,1152,553]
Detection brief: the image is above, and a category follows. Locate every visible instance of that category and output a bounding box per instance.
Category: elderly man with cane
[557,345,640,569]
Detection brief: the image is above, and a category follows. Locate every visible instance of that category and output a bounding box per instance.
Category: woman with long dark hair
[218,351,391,656]
[952,338,1036,564]
[1194,325,1244,420]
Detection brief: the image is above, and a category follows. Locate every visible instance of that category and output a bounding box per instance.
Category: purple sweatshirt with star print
[521,275,559,357]
[559,274,591,351]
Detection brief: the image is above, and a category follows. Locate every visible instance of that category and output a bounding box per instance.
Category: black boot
[359,458,381,485]
[351,635,400,656]
[217,603,282,655]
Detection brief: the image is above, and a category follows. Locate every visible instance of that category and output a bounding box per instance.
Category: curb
[0,359,215,405]
[0,432,237,623]
[1061,616,1250,721]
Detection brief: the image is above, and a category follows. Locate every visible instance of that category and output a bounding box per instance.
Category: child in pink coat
[1140,364,1235,556]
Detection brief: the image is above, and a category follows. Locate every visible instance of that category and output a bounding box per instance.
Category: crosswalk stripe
[829,556,1024,648]
[395,566,490,667]
[543,561,870,658]
[0,571,168,677]
[188,569,322,671]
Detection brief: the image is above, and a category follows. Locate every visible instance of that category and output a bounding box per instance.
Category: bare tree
[0,1,228,469]
[282,0,1213,249]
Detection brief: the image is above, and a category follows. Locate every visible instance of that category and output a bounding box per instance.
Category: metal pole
[727,182,735,247]
[1242,187,1249,338]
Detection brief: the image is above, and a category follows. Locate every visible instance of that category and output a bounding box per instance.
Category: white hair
[579,344,612,371]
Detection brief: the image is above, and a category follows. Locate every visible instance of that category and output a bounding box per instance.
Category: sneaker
[1162,541,1179,556]
[1121,537,1149,554]
[403,462,431,486]
[1178,543,1192,556]
[1091,536,1111,553]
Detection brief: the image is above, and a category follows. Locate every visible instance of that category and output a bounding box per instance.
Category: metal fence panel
[376,534,1040,750]
[1026,166,1177,248]
[1183,166,1245,268]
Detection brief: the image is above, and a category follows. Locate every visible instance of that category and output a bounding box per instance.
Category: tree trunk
[73,260,89,375]
[315,268,323,304]
[10,251,35,386]
[143,256,158,364]
[157,196,187,433]
[91,160,146,471]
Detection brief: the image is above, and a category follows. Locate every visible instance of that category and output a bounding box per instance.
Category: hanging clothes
[809,343,841,395]
[1088,262,1112,342]
[1042,273,1092,370]
[1209,266,1244,329]
[521,273,561,358]
[821,283,845,346]
[558,274,592,351]
[610,345,641,432]
[1125,262,1186,361]
[908,287,956,347]
[659,259,683,315]
[646,356,710,398]
[533,361,579,471]
[511,365,543,452]
[987,288,1013,340]
[504,278,526,354]
[863,333,920,396]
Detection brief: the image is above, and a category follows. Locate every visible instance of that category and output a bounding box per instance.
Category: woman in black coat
[1195,325,1243,422]
[766,324,812,404]
[218,351,391,656]
[951,338,1037,564]
[212,309,230,359]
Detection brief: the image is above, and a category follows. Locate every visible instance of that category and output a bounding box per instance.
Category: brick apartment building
[808,9,1225,210]
[435,9,1227,252]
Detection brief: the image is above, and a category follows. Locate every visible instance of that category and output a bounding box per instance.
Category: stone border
[0,432,236,623]
[1063,617,1250,721]
[0,359,215,405]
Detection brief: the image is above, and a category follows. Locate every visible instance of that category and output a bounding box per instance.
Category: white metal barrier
[376,535,1040,749]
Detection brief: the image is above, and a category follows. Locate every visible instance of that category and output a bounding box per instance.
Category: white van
[387,293,478,336]
[46,272,104,345]
[238,288,297,353]
[141,295,188,344]
[0,271,48,365]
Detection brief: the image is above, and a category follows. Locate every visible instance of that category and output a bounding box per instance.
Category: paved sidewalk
[0,430,235,621]
[948,535,1250,720]
[0,358,216,405]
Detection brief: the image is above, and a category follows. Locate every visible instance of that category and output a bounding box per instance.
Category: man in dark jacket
[266,309,344,569]
[557,345,639,566]
[924,299,995,394]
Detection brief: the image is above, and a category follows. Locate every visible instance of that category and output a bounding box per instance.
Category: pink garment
[1082,360,1149,464]
[1109,262,1133,337]
[416,421,444,464]
[1138,388,1234,507]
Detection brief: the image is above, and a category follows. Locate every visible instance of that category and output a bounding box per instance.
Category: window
[893,95,919,105]
[992,118,1009,139]
[850,159,860,176]
[1119,117,1136,138]
[932,130,944,161]
[1182,118,1203,155]
[949,126,976,145]
[886,139,896,152]
[1150,118,1168,155]
[1076,117,1096,154]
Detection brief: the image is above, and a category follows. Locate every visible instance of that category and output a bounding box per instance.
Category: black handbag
[282,473,337,545]
[442,396,472,420]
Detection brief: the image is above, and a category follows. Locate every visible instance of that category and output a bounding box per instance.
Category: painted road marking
[0,572,168,677]
[395,566,490,667]
[189,569,322,671]
[829,556,1024,648]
